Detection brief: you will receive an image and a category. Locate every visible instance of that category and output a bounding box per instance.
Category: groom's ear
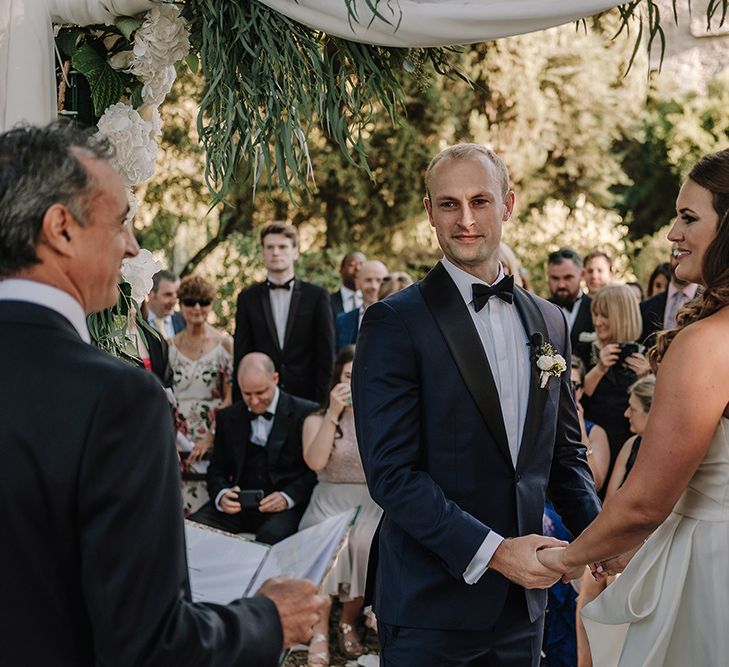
[502,190,515,221]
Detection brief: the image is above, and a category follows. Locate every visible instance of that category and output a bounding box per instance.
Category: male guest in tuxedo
[640,250,700,344]
[234,222,334,403]
[546,247,594,366]
[353,144,601,666]
[190,352,318,544]
[335,259,388,351]
[146,268,185,340]
[331,250,366,316]
[0,124,325,666]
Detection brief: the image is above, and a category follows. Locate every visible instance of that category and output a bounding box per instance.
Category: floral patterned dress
[170,342,232,514]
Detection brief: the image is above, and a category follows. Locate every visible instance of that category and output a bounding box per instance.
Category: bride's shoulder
[669,309,729,366]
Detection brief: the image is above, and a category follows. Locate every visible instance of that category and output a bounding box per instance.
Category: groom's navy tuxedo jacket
[353,263,601,630]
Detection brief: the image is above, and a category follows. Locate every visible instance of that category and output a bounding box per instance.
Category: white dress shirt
[559,293,583,333]
[440,258,531,584]
[339,285,362,313]
[214,388,294,510]
[0,279,90,343]
[268,275,294,349]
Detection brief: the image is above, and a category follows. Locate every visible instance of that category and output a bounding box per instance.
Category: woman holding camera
[582,284,651,481]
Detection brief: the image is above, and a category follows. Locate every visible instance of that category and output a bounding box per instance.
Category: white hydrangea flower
[125,188,138,227]
[121,248,162,305]
[97,102,158,186]
[140,65,177,107]
[130,4,190,78]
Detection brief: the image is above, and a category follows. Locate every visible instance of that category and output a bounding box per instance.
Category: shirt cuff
[280,492,295,509]
[463,531,505,585]
[214,488,230,512]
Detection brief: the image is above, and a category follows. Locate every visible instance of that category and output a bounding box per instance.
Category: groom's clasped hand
[488,534,581,589]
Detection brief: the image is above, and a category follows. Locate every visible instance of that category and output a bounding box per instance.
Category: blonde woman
[581,284,651,476]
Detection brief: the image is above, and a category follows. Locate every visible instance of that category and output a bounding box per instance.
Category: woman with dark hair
[538,149,729,666]
[647,262,671,298]
[298,345,382,666]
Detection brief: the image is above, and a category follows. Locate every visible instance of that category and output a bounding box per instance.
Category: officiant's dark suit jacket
[233,280,334,403]
[205,392,318,506]
[0,301,283,666]
[353,263,601,631]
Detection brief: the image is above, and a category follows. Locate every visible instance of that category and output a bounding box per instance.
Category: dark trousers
[189,501,304,545]
[378,584,544,667]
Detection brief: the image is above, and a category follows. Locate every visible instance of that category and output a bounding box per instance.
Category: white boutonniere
[536,342,567,389]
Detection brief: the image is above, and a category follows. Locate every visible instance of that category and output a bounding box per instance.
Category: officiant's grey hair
[424,143,511,201]
[0,123,112,278]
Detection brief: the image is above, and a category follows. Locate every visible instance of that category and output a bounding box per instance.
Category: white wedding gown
[582,416,729,666]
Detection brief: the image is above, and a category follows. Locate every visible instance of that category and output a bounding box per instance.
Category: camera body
[238,489,264,510]
[616,341,643,364]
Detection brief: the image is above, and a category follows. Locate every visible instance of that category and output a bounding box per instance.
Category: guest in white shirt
[146,269,185,340]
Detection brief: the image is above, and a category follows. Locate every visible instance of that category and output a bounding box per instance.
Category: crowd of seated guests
[133,231,694,665]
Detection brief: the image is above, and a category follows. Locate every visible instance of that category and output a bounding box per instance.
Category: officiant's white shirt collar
[0,279,91,343]
[440,257,506,307]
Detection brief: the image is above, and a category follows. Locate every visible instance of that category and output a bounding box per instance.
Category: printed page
[247,509,357,595]
[185,521,270,604]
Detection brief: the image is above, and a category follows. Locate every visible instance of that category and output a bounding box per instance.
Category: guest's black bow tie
[562,301,575,313]
[252,411,274,421]
[266,278,294,290]
[472,275,515,311]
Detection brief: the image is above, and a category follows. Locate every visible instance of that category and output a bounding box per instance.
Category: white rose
[121,248,161,304]
[537,355,554,371]
[97,103,158,186]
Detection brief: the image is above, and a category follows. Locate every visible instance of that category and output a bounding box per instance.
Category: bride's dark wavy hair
[650,149,729,370]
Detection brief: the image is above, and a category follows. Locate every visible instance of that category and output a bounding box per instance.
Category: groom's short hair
[425,143,510,201]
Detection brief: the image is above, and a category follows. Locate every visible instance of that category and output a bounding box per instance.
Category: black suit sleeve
[313,288,335,403]
[546,309,602,536]
[78,369,282,667]
[206,409,236,502]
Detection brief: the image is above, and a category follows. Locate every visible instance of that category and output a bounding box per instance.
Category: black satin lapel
[512,287,550,470]
[420,263,512,466]
[260,285,281,355]
[283,283,302,351]
[266,393,290,465]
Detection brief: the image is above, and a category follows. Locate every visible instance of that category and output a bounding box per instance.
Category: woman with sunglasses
[170,275,233,514]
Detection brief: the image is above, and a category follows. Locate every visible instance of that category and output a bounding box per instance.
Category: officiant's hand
[536,546,586,582]
[256,575,328,648]
[489,535,568,589]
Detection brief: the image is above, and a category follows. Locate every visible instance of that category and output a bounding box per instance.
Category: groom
[353,144,601,666]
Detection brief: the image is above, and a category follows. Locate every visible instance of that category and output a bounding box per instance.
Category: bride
[538,148,729,666]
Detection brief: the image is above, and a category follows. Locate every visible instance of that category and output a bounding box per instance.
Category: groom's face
[424,156,514,277]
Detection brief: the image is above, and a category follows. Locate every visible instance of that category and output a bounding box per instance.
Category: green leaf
[56,28,83,60]
[72,44,125,116]
[115,16,144,41]
[185,52,200,74]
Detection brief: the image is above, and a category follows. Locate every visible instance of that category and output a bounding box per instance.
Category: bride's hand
[593,544,640,577]
[537,547,587,583]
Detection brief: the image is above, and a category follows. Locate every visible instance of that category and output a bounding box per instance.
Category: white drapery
[256,0,623,47]
[1,0,623,132]
[0,0,156,132]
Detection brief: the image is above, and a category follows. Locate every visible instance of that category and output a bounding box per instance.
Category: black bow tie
[472,275,515,312]
[562,301,575,313]
[251,411,274,421]
[266,278,294,290]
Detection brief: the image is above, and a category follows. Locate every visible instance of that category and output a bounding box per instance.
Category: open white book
[185,508,357,603]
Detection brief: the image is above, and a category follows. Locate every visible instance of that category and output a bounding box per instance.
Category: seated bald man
[189,353,318,544]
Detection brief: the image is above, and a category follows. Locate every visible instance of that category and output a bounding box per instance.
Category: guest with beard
[546,248,594,366]
[331,251,366,316]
